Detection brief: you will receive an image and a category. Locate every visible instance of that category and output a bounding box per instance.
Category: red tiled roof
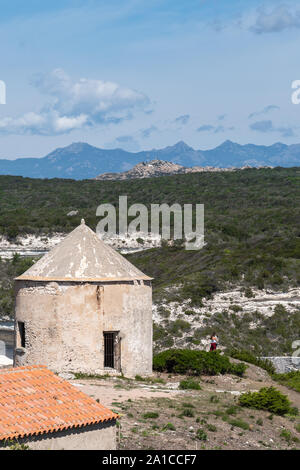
[0,365,118,441]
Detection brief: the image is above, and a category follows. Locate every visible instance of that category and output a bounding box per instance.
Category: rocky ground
[93,159,235,181]
[0,232,161,258]
[152,286,300,354]
[71,361,300,450]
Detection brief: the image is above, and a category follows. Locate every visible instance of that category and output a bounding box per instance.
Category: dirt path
[70,378,184,408]
[71,363,300,411]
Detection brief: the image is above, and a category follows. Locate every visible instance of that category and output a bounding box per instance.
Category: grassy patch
[143,412,159,419]
[179,378,202,390]
[227,418,250,430]
[162,423,176,431]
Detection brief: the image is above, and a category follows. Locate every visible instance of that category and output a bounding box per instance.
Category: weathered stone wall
[1,421,116,450]
[14,280,152,377]
[102,280,152,377]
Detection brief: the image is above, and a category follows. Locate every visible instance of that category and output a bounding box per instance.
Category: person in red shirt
[210,333,218,351]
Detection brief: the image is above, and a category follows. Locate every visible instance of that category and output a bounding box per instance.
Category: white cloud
[0,69,150,135]
[251,6,300,34]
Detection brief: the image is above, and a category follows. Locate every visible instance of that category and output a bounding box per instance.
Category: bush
[227,418,249,430]
[239,387,294,416]
[225,405,238,416]
[179,378,201,390]
[207,424,217,432]
[272,371,300,393]
[143,412,159,419]
[229,350,276,375]
[280,429,299,444]
[180,408,194,418]
[162,423,176,431]
[196,428,207,441]
[181,274,218,306]
[153,349,247,377]
[184,309,195,316]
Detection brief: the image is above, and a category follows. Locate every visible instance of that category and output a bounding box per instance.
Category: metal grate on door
[104,332,114,368]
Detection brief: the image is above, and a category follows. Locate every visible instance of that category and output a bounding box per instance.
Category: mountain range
[0,140,299,180]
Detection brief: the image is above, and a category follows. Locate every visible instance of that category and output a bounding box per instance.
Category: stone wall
[1,420,116,450]
[14,279,152,377]
[262,357,300,374]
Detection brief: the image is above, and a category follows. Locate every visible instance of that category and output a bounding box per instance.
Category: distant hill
[94,159,236,180]
[0,140,300,180]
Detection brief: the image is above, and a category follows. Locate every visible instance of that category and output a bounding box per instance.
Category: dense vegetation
[153,349,247,376]
[0,169,299,294]
[0,169,299,356]
[239,387,296,416]
[272,371,300,393]
[229,350,276,375]
[0,254,34,317]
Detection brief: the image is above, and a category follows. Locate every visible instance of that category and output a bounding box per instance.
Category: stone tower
[14,220,152,377]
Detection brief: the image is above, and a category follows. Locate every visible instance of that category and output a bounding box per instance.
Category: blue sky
[1,0,300,158]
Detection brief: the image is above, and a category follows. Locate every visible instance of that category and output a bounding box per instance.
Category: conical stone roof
[16,220,151,282]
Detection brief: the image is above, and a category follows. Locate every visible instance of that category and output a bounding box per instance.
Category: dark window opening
[18,321,26,348]
[103,331,121,370]
[104,332,114,368]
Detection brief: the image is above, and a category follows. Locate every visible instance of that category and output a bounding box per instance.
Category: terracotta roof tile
[0,366,118,441]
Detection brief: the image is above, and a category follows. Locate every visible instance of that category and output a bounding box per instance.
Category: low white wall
[262,357,300,373]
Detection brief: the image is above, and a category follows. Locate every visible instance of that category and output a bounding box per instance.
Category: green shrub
[272,371,300,393]
[229,350,276,375]
[280,429,299,444]
[184,309,196,316]
[227,418,249,430]
[244,288,255,298]
[179,378,202,390]
[225,405,238,416]
[181,274,218,306]
[162,423,176,431]
[7,441,30,450]
[153,323,167,341]
[239,387,294,416]
[143,412,159,419]
[180,408,194,418]
[167,319,191,336]
[153,349,247,376]
[229,305,242,312]
[196,428,207,441]
[210,395,219,403]
[207,424,217,432]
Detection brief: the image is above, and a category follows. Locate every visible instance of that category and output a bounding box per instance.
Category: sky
[1,0,300,158]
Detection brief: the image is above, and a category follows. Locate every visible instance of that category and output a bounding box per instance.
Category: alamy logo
[291,80,300,104]
[292,340,300,365]
[96,196,204,250]
[0,80,6,104]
